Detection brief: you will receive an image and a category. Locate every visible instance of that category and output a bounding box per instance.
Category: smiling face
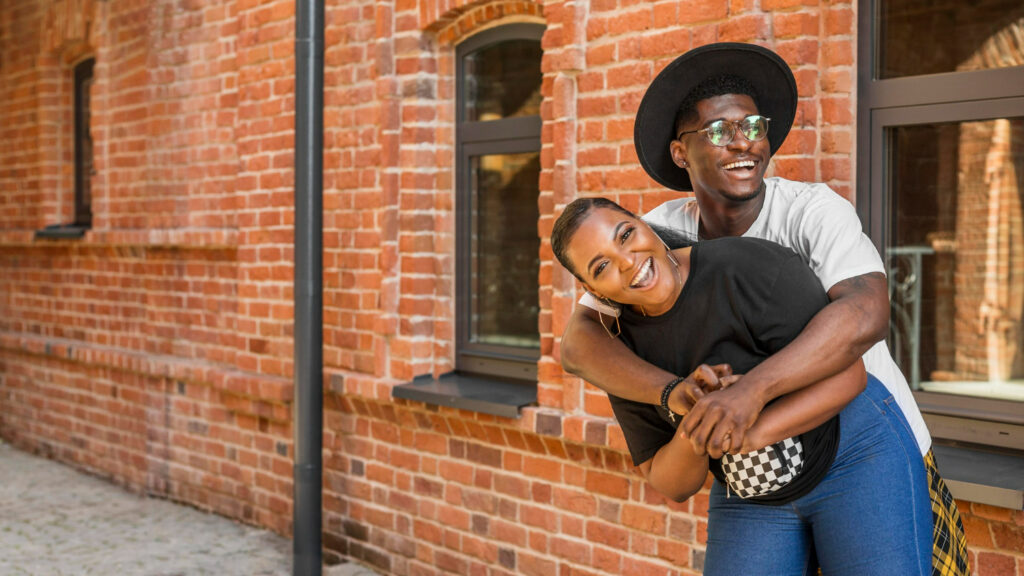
[670,93,770,204]
[564,207,682,315]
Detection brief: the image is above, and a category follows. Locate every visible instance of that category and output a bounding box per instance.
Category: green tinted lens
[705,120,734,146]
[741,115,769,141]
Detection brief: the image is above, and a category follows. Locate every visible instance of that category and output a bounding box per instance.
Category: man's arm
[700,360,866,458]
[640,360,865,499]
[560,304,677,404]
[682,271,889,454]
[563,306,742,413]
[743,272,888,398]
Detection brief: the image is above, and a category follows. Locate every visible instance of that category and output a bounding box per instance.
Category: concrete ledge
[3,228,238,248]
[932,444,1024,510]
[392,372,536,419]
[34,224,88,239]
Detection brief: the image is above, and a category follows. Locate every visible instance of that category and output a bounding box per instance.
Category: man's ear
[670,139,689,169]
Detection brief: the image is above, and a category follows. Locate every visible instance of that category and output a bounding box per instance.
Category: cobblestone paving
[0,441,299,576]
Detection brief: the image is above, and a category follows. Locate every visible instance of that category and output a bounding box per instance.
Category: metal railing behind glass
[887,245,935,390]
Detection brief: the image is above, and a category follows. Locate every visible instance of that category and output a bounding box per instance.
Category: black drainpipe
[293,0,324,574]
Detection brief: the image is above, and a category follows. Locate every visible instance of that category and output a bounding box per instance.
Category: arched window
[455,24,543,381]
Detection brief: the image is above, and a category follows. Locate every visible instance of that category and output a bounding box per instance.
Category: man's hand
[682,375,763,458]
[666,364,736,416]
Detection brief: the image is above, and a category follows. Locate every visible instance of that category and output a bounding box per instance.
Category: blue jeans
[703,375,932,576]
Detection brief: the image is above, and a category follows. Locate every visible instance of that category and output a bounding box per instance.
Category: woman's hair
[551,197,693,280]
[552,198,633,279]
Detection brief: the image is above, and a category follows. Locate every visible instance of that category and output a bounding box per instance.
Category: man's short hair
[674,74,760,133]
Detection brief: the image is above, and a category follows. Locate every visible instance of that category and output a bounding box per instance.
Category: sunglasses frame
[677,115,772,147]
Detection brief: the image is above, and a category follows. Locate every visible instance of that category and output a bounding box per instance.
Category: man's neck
[696,181,767,240]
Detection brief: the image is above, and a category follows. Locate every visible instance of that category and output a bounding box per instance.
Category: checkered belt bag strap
[719,436,805,499]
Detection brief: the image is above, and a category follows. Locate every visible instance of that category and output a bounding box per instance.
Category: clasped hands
[666,363,765,459]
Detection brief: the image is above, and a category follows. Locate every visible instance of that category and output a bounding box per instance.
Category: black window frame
[454,23,544,382]
[73,57,94,228]
[856,0,1024,446]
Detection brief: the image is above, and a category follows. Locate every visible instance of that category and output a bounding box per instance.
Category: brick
[607,9,653,36]
[677,0,728,25]
[976,551,1015,576]
[622,504,667,534]
[719,14,770,43]
[521,503,558,531]
[774,12,819,39]
[517,552,557,576]
[991,522,1024,554]
[764,0,818,8]
[524,455,563,483]
[586,519,630,549]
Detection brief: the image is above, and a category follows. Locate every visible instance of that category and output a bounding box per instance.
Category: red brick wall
[2,0,1022,574]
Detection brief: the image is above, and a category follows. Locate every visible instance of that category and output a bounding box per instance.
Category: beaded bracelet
[660,376,687,423]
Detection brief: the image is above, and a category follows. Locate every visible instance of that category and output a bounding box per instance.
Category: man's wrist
[733,373,772,408]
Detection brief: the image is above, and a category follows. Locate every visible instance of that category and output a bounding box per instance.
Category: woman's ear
[670,139,688,169]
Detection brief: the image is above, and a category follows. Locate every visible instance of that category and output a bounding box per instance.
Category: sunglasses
[677,115,771,147]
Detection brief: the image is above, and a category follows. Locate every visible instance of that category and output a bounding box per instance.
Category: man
[559,42,968,575]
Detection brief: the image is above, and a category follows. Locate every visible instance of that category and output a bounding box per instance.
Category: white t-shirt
[578,177,931,454]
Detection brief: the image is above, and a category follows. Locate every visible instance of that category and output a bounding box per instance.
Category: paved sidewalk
[0,441,378,576]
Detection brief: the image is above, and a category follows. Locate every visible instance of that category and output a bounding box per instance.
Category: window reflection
[469,153,541,348]
[878,0,1023,79]
[74,58,94,227]
[463,40,543,122]
[887,118,1024,402]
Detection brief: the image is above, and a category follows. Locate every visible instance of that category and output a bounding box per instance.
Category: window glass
[878,0,1023,79]
[886,117,1024,403]
[469,152,541,349]
[463,40,543,122]
[74,58,94,227]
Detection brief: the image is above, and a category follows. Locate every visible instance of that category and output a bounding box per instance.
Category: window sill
[932,444,1024,510]
[34,224,88,239]
[10,227,239,249]
[392,372,536,419]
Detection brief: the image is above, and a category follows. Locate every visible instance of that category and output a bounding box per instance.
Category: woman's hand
[666,363,736,416]
[682,372,763,457]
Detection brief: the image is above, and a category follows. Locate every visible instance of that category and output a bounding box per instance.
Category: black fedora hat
[634,42,797,192]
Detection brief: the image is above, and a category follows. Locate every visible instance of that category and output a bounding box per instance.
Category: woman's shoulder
[698,236,800,265]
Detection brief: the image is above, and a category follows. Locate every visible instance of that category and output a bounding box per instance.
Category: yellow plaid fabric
[925,449,970,576]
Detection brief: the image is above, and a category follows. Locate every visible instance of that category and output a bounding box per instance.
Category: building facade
[1,0,1022,574]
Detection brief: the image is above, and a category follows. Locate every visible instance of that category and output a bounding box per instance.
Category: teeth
[724,160,755,170]
[630,258,653,287]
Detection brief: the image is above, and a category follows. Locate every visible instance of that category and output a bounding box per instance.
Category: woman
[551,197,932,575]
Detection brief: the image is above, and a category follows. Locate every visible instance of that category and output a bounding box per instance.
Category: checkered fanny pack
[719,436,805,499]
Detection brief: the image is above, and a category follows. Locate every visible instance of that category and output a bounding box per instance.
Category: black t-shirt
[609,237,839,505]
